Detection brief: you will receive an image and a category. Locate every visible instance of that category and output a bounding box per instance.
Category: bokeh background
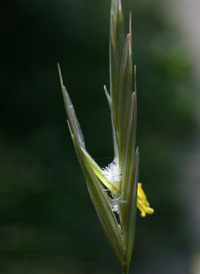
[1,0,200,273]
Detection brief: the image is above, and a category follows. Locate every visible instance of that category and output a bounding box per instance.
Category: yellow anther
[137,183,154,217]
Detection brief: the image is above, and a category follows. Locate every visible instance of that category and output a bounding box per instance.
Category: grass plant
[58,0,154,273]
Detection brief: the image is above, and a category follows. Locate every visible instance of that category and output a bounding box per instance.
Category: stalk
[122,264,130,274]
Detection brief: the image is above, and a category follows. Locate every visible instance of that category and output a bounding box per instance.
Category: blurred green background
[1,0,199,273]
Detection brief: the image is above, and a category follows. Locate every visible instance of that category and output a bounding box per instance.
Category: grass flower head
[58,0,154,273]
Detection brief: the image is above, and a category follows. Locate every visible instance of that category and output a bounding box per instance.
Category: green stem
[122,264,129,274]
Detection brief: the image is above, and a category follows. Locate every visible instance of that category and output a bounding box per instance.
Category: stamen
[137,183,154,217]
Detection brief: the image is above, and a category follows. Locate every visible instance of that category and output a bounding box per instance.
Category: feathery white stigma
[102,158,121,184]
[111,193,127,214]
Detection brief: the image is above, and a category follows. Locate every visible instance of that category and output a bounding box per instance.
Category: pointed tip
[134,147,139,167]
[134,65,137,93]
[113,0,123,24]
[127,12,132,62]
[119,0,124,24]
[103,85,109,95]
[104,85,112,109]
[131,90,136,106]
[57,63,64,88]
[128,12,132,51]
[135,146,139,160]
[129,12,132,36]
[118,0,122,12]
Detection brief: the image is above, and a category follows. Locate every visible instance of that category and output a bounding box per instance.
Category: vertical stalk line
[122,264,130,274]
